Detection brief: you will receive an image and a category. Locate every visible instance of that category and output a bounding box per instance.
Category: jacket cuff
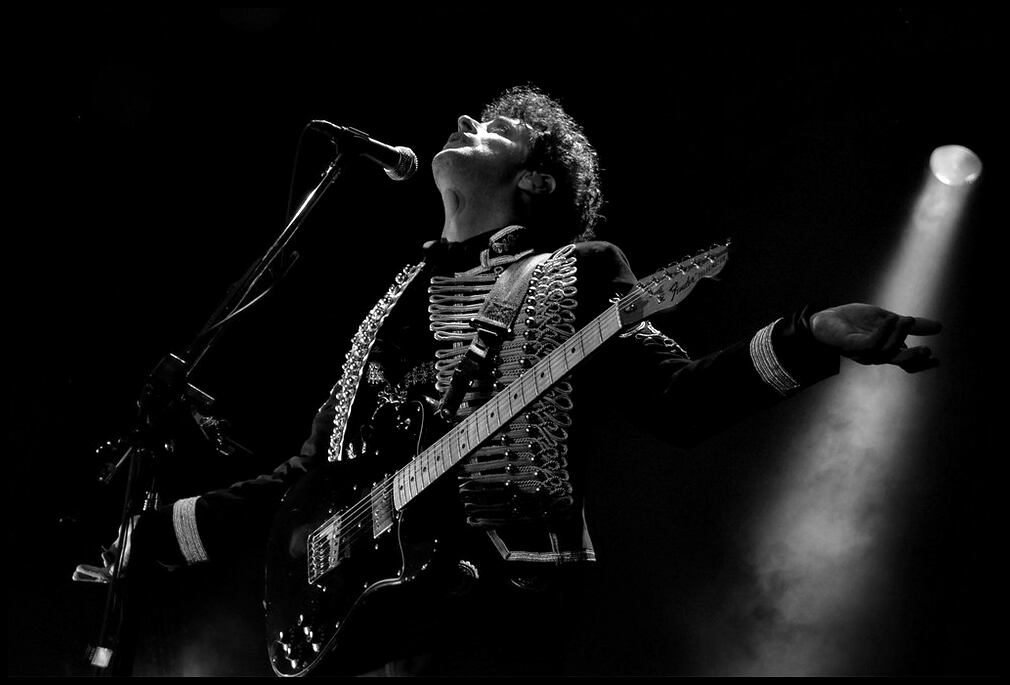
[750,319,801,395]
[172,496,209,565]
[750,306,840,396]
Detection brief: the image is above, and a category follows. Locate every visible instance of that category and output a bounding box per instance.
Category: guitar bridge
[307,514,348,585]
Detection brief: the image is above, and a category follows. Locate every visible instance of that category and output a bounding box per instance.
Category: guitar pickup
[370,482,394,539]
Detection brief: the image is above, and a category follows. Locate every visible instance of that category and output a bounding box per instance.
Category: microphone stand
[87,150,349,676]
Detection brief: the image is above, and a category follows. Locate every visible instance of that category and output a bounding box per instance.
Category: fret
[529,371,541,396]
[426,448,437,483]
[504,387,516,416]
[465,419,478,455]
[424,447,437,483]
[529,363,541,394]
[587,316,605,351]
[533,359,551,393]
[513,380,527,408]
[545,352,562,382]
[563,334,582,369]
[393,470,406,510]
[404,464,416,497]
[498,393,509,429]
[456,427,470,461]
[433,439,448,476]
[597,311,611,340]
[483,399,503,440]
[552,342,570,375]
[473,409,487,444]
[418,452,431,489]
[482,398,494,434]
[484,406,494,436]
[448,432,462,469]
[406,461,417,502]
[604,307,623,337]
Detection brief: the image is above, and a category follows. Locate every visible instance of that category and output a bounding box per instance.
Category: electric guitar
[264,242,730,676]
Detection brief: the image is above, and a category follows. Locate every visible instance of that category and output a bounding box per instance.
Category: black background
[12,7,998,676]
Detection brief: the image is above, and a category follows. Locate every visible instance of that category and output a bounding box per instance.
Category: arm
[573,241,939,446]
[124,393,337,570]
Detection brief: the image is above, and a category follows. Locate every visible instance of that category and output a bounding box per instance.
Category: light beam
[724,146,979,675]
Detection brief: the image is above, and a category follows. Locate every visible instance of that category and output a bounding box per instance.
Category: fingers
[889,345,940,373]
[869,313,943,366]
[101,546,115,568]
[908,316,942,336]
[882,315,942,369]
[878,316,915,359]
[72,564,113,584]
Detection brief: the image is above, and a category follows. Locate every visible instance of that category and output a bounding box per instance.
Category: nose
[457,114,478,133]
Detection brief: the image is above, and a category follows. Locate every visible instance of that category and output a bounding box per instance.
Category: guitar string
[310,253,724,559]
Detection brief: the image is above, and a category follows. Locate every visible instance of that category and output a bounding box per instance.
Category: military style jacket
[141,225,839,575]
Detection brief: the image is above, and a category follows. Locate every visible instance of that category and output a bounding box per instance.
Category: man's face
[432,113,534,190]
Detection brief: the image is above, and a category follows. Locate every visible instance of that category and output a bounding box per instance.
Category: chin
[431,148,463,176]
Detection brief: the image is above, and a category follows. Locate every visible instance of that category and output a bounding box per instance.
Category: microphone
[308,120,418,181]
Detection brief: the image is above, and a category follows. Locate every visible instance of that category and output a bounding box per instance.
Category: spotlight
[929,145,982,186]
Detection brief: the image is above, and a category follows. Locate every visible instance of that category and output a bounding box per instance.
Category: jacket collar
[422,225,538,273]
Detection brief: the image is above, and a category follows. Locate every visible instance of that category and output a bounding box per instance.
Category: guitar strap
[436,252,550,421]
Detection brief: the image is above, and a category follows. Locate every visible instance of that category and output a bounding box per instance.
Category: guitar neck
[391,303,623,510]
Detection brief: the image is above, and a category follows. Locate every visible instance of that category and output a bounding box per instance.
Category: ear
[517,169,557,196]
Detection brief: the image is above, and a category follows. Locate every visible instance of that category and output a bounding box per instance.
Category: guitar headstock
[616,240,731,327]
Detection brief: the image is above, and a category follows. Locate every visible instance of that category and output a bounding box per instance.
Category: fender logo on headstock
[618,241,730,327]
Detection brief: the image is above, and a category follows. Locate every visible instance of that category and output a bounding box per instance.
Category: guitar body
[264,400,464,677]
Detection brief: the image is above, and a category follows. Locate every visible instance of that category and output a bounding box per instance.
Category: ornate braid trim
[428,272,498,345]
[430,244,582,528]
[487,529,596,563]
[326,263,426,461]
[172,496,208,565]
[749,318,800,396]
[619,320,690,358]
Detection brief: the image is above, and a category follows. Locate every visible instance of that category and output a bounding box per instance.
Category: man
[85,85,940,675]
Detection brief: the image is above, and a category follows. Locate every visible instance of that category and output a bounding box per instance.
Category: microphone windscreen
[385,147,418,181]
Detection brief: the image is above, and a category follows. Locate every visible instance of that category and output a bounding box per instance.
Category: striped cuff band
[749,319,801,396]
[172,496,209,565]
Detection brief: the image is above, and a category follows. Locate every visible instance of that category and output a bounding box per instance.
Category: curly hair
[481,85,603,243]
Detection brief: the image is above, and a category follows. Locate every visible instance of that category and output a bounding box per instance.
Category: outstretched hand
[810,304,942,373]
[72,515,138,584]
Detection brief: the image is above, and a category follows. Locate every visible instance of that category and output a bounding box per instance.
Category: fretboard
[391,302,623,510]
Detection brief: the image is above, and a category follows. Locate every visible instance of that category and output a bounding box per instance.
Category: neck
[439,187,520,244]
